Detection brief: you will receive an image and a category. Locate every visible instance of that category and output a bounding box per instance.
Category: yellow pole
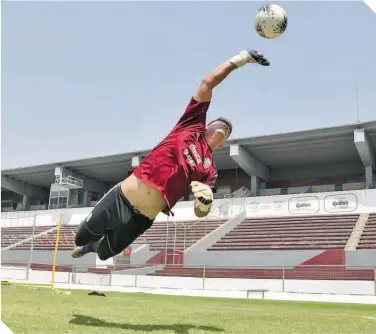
[51,214,63,289]
[202,264,206,290]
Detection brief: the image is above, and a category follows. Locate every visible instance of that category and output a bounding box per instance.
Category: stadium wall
[244,189,376,218]
[184,250,322,268]
[2,189,376,228]
[1,250,96,267]
[0,199,235,227]
[346,250,376,268]
[2,268,375,296]
[3,249,376,268]
[183,250,376,267]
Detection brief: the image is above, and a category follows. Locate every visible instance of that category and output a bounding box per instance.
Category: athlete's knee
[74,221,94,246]
[97,249,112,261]
[75,225,86,246]
[95,238,116,261]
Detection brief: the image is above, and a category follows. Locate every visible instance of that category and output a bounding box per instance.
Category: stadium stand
[357,213,376,249]
[207,214,359,251]
[1,122,375,294]
[1,225,54,249]
[6,219,225,251]
[6,213,366,253]
[8,225,77,251]
[133,220,225,250]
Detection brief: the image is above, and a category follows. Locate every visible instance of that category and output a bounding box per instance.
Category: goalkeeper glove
[229,50,270,67]
[191,181,213,212]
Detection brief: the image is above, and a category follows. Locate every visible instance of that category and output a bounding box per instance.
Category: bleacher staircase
[345,213,370,250]
[185,211,246,252]
[357,213,376,249]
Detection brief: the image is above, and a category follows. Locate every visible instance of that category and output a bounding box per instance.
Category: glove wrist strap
[229,51,252,68]
[199,202,212,213]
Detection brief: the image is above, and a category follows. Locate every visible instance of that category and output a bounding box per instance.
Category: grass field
[2,284,376,333]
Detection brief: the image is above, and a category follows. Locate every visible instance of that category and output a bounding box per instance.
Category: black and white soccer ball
[254,4,288,39]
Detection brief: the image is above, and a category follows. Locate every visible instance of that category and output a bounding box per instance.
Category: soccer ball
[254,4,288,39]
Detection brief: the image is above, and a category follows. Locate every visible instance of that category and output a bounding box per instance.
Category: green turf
[2,285,376,333]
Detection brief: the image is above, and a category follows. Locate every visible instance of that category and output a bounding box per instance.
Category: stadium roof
[2,120,376,190]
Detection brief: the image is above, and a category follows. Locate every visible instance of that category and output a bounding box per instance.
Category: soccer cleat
[71,244,91,258]
[229,50,270,68]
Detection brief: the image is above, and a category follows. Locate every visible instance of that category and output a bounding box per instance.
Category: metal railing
[0,187,247,273]
[1,262,376,295]
[2,186,376,296]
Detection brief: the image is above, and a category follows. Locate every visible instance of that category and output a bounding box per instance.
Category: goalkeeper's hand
[191,181,213,213]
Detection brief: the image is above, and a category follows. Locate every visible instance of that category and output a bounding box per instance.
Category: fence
[0,186,250,268]
[1,211,38,280]
[2,215,376,296]
[0,211,236,273]
[2,186,376,296]
[1,262,376,295]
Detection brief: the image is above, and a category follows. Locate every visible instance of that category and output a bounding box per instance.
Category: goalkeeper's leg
[72,183,122,258]
[72,182,154,260]
[73,218,153,260]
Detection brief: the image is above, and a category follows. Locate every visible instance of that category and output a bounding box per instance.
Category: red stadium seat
[208,214,359,251]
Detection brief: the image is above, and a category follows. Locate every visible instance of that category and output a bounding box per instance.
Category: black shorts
[75,183,154,259]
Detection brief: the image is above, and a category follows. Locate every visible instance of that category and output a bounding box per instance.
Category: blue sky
[2,1,375,169]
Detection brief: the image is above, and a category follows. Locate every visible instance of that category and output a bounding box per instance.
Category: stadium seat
[1,226,53,249]
[132,220,225,251]
[6,219,225,251]
[207,214,359,251]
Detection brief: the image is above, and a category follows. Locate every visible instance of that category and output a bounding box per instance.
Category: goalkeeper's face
[205,120,231,151]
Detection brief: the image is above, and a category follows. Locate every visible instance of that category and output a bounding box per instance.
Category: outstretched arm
[194,50,270,103]
[172,50,270,131]
[194,61,237,103]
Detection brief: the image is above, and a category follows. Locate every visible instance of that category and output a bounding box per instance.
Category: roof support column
[365,166,374,188]
[251,176,259,196]
[131,156,140,168]
[126,155,141,177]
[230,145,270,192]
[354,129,375,188]
[22,195,29,210]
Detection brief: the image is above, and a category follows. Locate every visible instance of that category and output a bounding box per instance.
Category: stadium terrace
[1,121,376,298]
[2,120,376,211]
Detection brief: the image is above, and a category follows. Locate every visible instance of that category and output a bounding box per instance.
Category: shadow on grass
[69,314,224,333]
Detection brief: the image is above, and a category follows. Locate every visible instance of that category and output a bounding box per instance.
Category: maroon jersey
[132,97,218,215]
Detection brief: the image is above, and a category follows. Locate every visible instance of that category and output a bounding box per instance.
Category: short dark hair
[207,117,233,136]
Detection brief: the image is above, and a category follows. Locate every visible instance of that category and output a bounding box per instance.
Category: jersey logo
[203,158,211,169]
[183,148,196,167]
[189,144,202,164]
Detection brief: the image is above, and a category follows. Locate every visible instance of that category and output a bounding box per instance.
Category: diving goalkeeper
[72,49,270,260]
